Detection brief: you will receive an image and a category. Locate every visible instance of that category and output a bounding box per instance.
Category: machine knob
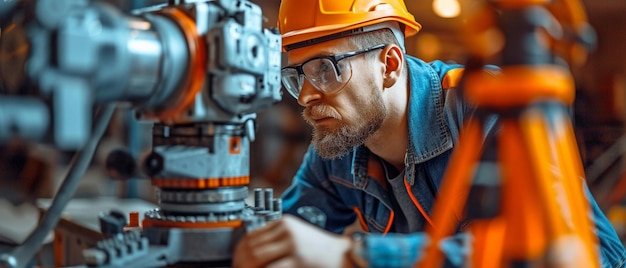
[98,210,127,236]
[105,149,137,180]
[143,152,164,177]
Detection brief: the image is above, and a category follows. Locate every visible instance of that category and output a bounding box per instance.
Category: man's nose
[297,79,322,107]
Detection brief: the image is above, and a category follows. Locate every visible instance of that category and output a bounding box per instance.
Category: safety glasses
[281,44,387,99]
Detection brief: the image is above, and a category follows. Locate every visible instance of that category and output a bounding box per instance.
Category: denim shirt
[281,56,626,267]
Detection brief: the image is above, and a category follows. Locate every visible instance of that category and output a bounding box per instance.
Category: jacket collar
[404,57,454,166]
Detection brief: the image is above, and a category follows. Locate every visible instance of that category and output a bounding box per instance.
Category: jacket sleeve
[280,145,357,234]
[360,232,470,268]
[586,185,626,267]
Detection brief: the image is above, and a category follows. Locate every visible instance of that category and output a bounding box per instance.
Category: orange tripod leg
[520,107,599,267]
[469,217,507,268]
[561,114,602,259]
[542,108,600,267]
[418,119,485,268]
[499,119,549,263]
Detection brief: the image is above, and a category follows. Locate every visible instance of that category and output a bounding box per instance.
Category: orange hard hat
[278,0,422,51]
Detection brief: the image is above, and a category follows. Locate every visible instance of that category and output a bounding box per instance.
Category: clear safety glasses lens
[280,58,352,99]
[281,68,304,99]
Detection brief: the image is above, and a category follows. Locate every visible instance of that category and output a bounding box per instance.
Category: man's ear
[381,44,403,89]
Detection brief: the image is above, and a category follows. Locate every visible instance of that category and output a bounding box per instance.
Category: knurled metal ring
[158,186,248,203]
[143,208,255,223]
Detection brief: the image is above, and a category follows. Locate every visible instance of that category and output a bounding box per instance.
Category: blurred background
[3,0,626,252]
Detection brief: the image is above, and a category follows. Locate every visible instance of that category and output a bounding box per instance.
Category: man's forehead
[285,38,352,65]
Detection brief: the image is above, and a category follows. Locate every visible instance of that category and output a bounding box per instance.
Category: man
[233,0,626,267]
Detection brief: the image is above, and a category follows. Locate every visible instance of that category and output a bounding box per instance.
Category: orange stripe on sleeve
[352,207,370,232]
[383,210,394,235]
[442,68,465,90]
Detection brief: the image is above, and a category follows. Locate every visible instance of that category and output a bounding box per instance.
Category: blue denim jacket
[281,56,626,267]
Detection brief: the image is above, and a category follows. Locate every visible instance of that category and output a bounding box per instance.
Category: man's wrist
[346,232,368,268]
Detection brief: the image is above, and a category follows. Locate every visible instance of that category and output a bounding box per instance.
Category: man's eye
[319,61,333,72]
[302,58,335,80]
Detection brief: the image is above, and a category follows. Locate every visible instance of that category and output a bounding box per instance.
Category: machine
[0,0,283,267]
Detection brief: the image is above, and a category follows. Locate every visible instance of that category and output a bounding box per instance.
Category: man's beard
[303,95,386,159]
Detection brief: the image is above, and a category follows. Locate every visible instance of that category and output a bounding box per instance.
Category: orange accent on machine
[151,176,251,189]
[229,137,242,154]
[140,7,207,121]
[120,209,247,230]
[125,211,141,229]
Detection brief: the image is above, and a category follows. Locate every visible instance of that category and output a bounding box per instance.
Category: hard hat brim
[282,17,422,49]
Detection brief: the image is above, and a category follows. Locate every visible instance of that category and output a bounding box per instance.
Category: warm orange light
[415,33,442,62]
[432,0,461,18]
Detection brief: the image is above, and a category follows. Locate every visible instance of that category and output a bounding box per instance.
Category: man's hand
[233,214,352,268]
